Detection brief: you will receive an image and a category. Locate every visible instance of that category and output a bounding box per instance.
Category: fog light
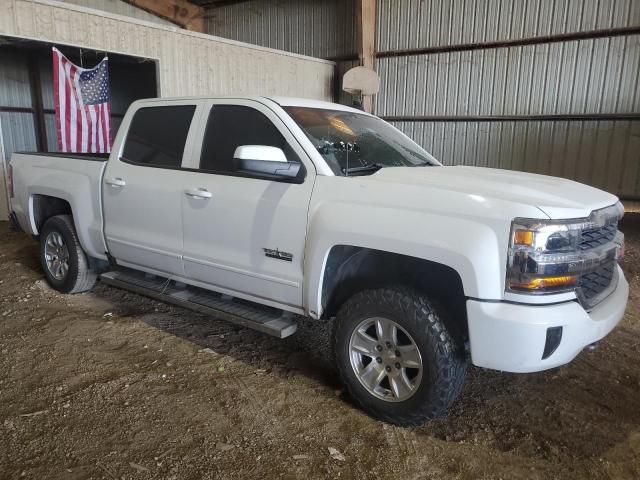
[542,326,563,360]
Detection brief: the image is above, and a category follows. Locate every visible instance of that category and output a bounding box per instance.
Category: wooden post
[28,53,48,152]
[355,0,376,112]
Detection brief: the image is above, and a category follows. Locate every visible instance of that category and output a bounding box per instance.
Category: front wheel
[333,287,467,426]
[39,215,97,294]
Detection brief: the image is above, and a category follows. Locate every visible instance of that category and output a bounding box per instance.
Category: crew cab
[8,96,628,426]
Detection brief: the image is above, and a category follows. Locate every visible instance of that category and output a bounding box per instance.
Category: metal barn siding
[0,50,34,219]
[0,51,32,108]
[377,0,640,51]
[0,0,334,101]
[376,0,640,199]
[60,0,174,26]
[376,35,640,117]
[205,0,357,60]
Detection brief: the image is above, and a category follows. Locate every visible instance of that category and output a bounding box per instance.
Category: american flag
[52,47,112,153]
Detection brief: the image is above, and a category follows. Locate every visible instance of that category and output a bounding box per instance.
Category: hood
[367,166,618,219]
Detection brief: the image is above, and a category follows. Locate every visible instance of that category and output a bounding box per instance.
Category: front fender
[303,202,508,317]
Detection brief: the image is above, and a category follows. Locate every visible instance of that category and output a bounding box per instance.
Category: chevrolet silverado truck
[8,96,628,426]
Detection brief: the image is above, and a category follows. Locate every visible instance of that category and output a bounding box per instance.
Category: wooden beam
[123,0,205,32]
[355,0,376,112]
[27,53,48,152]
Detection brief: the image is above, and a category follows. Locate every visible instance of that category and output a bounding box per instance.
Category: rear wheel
[333,287,467,426]
[39,215,97,293]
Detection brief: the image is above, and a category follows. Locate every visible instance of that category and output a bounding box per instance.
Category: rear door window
[122,105,195,168]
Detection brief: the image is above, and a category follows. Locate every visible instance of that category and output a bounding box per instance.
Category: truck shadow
[418,329,640,461]
[106,282,640,464]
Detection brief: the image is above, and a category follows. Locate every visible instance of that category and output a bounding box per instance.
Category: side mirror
[233,145,302,182]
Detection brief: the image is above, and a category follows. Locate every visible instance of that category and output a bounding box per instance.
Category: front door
[103,101,200,276]
[180,100,315,310]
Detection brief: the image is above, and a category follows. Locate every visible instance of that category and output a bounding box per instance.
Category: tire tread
[333,287,467,426]
[40,215,97,294]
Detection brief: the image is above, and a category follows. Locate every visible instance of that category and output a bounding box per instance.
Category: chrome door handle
[105,177,126,187]
[184,188,212,199]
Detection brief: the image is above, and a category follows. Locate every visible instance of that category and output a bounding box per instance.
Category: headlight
[506,203,624,295]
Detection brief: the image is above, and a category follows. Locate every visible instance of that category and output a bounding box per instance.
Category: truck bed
[9,151,109,260]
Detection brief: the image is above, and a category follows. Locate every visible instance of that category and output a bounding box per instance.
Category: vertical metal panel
[0,112,36,162]
[375,0,640,198]
[205,0,356,59]
[390,119,640,198]
[38,59,54,111]
[0,50,32,108]
[44,112,57,152]
[375,35,640,117]
[377,0,640,51]
[60,0,174,26]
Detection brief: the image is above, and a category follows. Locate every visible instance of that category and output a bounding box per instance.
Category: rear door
[103,101,201,276]
[180,100,316,311]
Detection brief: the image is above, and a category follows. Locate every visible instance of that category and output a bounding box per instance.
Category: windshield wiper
[341,163,384,176]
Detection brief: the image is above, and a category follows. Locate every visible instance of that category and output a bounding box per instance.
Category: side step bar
[100,270,298,338]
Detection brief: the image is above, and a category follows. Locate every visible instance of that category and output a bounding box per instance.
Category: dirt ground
[0,216,639,480]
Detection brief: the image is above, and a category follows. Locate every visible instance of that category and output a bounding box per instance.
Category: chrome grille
[578,261,616,307]
[579,223,618,251]
[574,204,623,310]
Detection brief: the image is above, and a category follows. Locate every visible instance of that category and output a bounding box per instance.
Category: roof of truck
[133,96,366,114]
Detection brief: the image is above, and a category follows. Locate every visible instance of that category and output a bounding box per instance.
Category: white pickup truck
[8,96,628,426]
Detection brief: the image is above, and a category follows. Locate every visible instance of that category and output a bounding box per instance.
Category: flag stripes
[52,47,112,153]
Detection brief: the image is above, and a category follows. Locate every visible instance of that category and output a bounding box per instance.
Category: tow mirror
[233,145,302,181]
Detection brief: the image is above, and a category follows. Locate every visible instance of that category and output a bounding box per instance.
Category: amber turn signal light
[513,229,534,246]
[510,275,577,291]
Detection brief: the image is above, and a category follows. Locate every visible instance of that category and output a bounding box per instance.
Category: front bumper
[467,265,629,373]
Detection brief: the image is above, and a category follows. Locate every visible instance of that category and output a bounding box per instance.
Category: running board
[99,270,298,338]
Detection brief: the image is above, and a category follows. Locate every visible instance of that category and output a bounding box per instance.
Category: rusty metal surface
[376,26,640,58]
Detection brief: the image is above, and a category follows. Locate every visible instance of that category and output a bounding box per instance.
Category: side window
[122,105,195,168]
[200,105,299,174]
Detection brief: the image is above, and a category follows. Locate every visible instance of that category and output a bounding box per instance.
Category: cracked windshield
[285,106,439,176]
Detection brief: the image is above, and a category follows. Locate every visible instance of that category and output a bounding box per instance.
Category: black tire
[39,215,97,294]
[333,287,467,426]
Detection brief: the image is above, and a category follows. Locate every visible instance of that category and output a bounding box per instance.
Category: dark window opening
[122,105,195,168]
[200,105,299,174]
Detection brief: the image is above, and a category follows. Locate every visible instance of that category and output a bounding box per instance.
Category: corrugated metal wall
[205,0,356,59]
[376,0,640,199]
[376,36,640,117]
[204,0,359,106]
[377,0,640,50]
[0,0,335,219]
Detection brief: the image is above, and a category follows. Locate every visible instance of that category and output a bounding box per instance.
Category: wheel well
[32,195,72,233]
[321,246,468,344]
